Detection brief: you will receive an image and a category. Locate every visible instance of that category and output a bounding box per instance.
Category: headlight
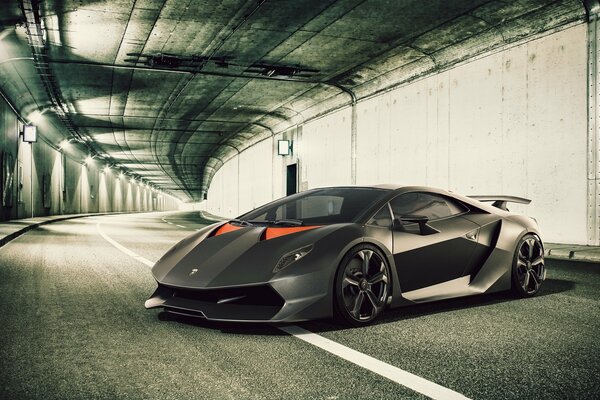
[273,244,313,273]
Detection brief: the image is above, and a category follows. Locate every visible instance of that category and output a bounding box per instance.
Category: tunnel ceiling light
[27,109,45,124]
[118,172,124,180]
[84,156,93,165]
[59,139,71,150]
[278,140,291,156]
[103,165,110,174]
[22,125,37,143]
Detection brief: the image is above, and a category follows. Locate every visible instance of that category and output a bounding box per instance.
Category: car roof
[309,184,441,192]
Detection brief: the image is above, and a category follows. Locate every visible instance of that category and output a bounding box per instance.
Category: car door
[390,192,480,298]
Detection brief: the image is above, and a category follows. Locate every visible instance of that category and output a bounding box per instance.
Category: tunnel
[0,1,599,399]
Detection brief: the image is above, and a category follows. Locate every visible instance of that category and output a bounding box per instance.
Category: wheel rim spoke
[359,250,373,276]
[518,248,528,262]
[365,289,382,310]
[529,270,540,288]
[343,275,360,288]
[522,270,530,289]
[517,259,527,269]
[351,292,365,318]
[527,238,535,258]
[368,271,387,285]
[531,255,544,266]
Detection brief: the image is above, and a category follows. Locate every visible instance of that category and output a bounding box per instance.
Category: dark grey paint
[146,185,543,322]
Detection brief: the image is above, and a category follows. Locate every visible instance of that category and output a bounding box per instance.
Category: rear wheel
[511,234,545,297]
[334,244,390,326]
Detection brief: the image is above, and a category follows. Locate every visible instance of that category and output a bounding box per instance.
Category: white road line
[279,325,471,400]
[96,222,155,268]
[176,224,186,228]
[167,221,174,225]
[96,217,470,400]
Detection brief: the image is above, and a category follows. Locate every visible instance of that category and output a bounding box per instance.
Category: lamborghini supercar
[145,185,545,326]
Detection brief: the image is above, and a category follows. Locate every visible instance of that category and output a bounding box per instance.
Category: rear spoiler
[468,195,531,211]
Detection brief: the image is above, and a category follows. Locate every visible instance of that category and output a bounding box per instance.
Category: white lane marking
[176,224,186,228]
[96,222,155,268]
[278,326,471,400]
[167,221,174,225]
[97,218,470,400]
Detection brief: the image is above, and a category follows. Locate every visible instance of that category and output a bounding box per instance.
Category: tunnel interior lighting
[278,140,291,156]
[103,165,110,174]
[84,156,93,165]
[22,125,37,143]
[27,109,45,124]
[118,172,124,180]
[59,139,71,150]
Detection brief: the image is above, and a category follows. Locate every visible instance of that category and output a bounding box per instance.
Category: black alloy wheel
[512,234,545,297]
[334,244,391,326]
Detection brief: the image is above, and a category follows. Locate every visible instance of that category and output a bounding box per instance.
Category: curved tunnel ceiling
[0,0,587,201]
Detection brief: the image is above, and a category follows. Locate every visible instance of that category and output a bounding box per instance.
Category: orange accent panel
[264,226,321,240]
[213,223,243,236]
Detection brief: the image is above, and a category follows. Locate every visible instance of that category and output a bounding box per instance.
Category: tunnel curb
[544,244,600,264]
[0,212,147,249]
[198,211,226,223]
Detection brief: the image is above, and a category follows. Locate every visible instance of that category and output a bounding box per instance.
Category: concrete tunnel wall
[203,24,587,245]
[0,97,179,221]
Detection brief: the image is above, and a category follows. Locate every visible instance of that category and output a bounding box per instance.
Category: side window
[390,192,467,221]
[368,204,393,228]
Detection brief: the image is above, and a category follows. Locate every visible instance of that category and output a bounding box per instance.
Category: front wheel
[334,244,391,326]
[511,234,546,297]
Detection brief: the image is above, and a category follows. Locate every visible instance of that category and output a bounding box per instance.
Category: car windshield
[236,187,390,225]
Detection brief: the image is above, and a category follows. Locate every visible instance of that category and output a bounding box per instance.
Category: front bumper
[146,283,286,321]
[145,269,332,323]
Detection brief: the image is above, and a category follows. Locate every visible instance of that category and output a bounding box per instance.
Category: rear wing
[468,195,531,211]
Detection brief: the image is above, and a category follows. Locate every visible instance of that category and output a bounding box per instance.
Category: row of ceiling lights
[27,110,168,195]
[58,139,162,193]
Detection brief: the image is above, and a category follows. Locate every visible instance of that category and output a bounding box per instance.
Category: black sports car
[146,185,545,325]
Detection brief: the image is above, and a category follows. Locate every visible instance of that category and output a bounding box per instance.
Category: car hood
[152,223,355,289]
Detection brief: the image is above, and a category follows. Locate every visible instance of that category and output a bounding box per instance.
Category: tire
[334,244,391,326]
[511,234,546,298]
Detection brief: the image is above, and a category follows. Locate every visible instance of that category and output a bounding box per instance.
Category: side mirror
[395,214,439,235]
[392,217,406,232]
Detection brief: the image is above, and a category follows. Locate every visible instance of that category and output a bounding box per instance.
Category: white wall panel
[238,139,273,215]
[523,27,587,243]
[301,108,352,189]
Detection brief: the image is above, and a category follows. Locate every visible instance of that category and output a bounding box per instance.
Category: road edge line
[96,221,155,268]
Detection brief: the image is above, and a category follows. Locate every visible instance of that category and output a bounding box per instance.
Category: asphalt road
[0,212,598,399]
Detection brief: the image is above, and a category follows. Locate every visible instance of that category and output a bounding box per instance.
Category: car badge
[189,268,198,276]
